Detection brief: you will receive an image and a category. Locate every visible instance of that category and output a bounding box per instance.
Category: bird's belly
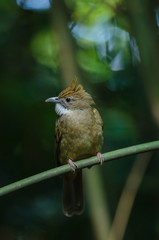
[59,122,103,165]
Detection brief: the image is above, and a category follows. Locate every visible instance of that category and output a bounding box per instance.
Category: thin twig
[0,140,158,197]
[107,152,152,240]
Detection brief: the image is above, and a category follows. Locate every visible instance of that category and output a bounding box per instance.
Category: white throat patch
[55,103,70,116]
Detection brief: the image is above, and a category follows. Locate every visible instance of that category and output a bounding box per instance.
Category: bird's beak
[45,97,60,103]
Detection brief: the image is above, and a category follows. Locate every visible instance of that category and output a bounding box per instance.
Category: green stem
[0,140,159,197]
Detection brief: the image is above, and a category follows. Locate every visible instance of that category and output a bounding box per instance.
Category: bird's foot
[97,152,104,165]
[68,159,78,173]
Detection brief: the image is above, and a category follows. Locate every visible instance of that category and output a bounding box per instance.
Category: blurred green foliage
[0,0,159,240]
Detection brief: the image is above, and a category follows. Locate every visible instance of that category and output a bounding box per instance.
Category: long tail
[63,171,84,217]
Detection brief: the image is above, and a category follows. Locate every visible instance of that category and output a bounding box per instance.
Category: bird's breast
[58,109,103,165]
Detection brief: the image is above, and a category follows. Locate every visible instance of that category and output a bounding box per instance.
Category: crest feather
[76,84,83,91]
[58,77,95,106]
[58,77,78,98]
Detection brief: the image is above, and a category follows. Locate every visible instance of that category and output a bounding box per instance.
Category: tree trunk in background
[52,0,111,239]
[52,0,80,87]
[127,0,159,127]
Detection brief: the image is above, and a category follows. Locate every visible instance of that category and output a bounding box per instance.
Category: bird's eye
[66,97,71,102]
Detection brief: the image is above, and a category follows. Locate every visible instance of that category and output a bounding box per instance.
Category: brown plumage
[45,78,103,217]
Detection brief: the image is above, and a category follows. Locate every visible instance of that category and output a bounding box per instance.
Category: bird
[45,77,103,217]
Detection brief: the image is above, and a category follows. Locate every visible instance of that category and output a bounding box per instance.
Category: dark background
[0,0,159,239]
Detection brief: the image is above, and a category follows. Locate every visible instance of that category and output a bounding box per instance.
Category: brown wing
[54,119,62,167]
[93,108,103,129]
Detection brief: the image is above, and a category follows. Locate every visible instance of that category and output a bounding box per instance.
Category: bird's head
[45,77,95,116]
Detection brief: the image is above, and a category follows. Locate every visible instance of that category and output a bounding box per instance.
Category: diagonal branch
[0,140,159,197]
